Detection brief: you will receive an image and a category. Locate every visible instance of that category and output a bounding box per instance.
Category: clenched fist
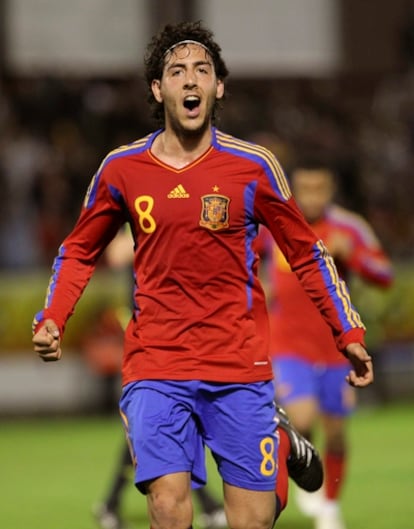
[32,319,62,362]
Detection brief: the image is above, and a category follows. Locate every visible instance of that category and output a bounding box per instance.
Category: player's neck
[152,127,213,169]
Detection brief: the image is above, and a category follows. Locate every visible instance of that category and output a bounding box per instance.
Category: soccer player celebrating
[32,21,372,529]
[259,157,393,529]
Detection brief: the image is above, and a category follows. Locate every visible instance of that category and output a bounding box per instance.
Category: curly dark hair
[144,20,230,126]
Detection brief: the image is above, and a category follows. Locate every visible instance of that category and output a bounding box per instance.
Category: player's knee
[147,486,192,528]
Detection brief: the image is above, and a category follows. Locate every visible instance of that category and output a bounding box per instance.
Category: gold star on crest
[212,185,219,192]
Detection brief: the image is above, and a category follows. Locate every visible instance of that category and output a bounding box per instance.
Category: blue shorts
[272,357,355,416]
[119,380,278,493]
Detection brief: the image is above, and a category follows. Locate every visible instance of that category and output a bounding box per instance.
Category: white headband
[164,39,211,57]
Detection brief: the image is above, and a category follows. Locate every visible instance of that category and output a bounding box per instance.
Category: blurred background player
[90,226,227,529]
[258,155,393,529]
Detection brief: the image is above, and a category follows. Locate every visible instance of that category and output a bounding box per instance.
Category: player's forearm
[294,240,366,353]
[33,253,96,337]
[33,184,124,336]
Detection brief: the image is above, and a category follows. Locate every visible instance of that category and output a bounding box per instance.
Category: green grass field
[1,402,413,529]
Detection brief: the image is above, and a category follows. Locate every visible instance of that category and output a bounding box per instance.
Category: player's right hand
[32,319,62,362]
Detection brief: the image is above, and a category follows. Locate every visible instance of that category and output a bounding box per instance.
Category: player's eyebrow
[166,59,213,71]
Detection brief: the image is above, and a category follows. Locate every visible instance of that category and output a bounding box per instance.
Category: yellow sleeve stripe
[216,131,291,200]
[316,240,364,329]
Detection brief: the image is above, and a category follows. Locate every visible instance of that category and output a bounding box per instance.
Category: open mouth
[183,96,201,111]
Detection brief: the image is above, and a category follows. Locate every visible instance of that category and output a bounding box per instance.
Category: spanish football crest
[200,194,230,231]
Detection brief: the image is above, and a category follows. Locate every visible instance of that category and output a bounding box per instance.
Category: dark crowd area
[1,69,414,269]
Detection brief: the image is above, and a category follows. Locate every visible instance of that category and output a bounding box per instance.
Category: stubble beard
[166,99,215,140]
[169,113,210,139]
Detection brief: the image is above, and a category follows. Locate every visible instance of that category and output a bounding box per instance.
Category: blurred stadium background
[0,1,413,527]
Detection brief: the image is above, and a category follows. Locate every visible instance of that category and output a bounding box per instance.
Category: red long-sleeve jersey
[261,205,393,365]
[33,128,366,384]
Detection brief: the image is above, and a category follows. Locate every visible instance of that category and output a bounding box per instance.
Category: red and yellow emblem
[200,194,230,231]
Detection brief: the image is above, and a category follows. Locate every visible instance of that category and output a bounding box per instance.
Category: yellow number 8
[134,195,156,234]
[260,436,276,476]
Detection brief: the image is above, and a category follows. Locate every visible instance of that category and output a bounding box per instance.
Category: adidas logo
[167,184,190,199]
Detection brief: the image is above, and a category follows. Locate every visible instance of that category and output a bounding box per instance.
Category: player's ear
[216,79,224,100]
[151,79,163,103]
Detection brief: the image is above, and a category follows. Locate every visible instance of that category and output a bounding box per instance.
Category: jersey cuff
[337,327,366,354]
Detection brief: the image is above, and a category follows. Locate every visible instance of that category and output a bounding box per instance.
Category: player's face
[291,169,335,223]
[151,43,224,136]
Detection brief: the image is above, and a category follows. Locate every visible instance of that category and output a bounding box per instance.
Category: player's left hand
[344,343,373,387]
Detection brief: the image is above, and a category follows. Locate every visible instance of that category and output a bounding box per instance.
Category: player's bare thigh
[224,482,276,529]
